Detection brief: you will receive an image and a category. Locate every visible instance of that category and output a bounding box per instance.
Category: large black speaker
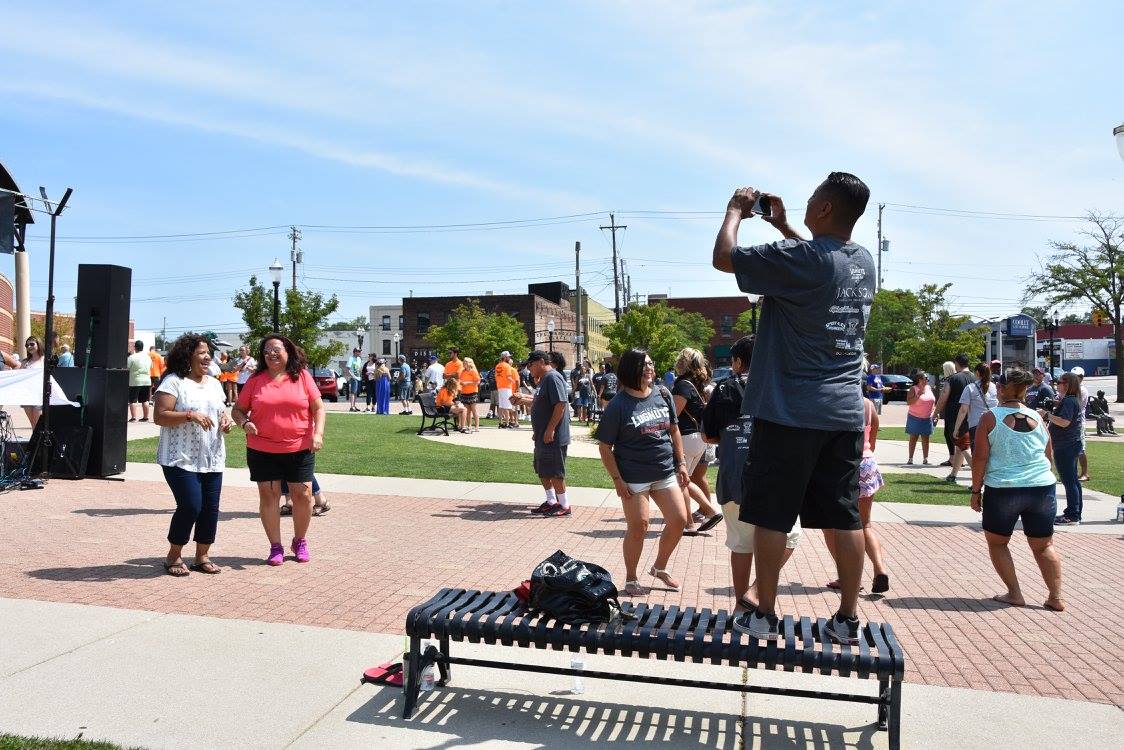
[49,367,128,477]
[74,264,132,369]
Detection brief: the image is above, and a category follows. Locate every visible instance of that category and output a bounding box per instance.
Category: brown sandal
[189,560,221,575]
[163,560,190,577]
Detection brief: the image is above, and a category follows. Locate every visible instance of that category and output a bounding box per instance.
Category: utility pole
[574,241,582,365]
[875,203,885,291]
[288,225,302,290]
[600,213,627,320]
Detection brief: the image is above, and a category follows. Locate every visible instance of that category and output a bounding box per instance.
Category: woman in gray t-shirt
[597,348,691,596]
[947,363,999,482]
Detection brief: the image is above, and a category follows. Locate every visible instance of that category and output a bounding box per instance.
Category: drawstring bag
[530,550,633,626]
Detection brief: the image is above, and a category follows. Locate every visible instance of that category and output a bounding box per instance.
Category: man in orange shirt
[493,350,518,429]
[443,347,464,379]
[148,346,165,404]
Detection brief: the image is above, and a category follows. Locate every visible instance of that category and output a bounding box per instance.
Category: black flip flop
[189,561,221,575]
[279,504,293,516]
[697,514,724,533]
[163,561,190,577]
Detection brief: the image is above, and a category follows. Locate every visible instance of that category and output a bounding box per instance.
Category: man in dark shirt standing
[712,172,874,645]
[934,353,975,464]
[512,350,572,517]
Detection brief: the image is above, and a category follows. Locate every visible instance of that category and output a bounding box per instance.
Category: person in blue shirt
[56,345,75,367]
[864,363,889,413]
[1041,372,1084,525]
[396,355,414,415]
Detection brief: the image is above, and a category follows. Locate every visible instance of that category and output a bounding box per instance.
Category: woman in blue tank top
[969,366,1064,612]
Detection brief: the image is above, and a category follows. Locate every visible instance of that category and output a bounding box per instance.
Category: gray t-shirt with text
[597,388,678,483]
[531,368,571,446]
[732,237,875,432]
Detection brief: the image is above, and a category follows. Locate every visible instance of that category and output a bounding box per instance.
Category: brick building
[403,283,578,369]
[655,294,754,367]
[0,273,13,354]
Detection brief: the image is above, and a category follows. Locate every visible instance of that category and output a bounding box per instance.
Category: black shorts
[129,385,150,404]
[533,443,567,479]
[246,447,315,484]
[459,393,479,405]
[739,418,862,532]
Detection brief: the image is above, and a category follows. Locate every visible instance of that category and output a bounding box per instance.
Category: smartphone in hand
[750,195,772,217]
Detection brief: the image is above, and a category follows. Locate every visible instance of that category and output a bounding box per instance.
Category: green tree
[232,275,342,367]
[866,289,922,369]
[733,308,756,335]
[424,299,529,367]
[893,283,984,375]
[603,303,715,374]
[324,315,368,332]
[1027,212,1124,401]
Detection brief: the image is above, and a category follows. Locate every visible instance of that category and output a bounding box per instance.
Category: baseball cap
[870,363,881,370]
[1033,366,1044,375]
[990,359,1001,365]
[500,350,511,358]
[429,355,437,362]
[1070,366,1085,377]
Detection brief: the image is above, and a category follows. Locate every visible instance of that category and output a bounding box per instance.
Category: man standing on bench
[712,172,874,646]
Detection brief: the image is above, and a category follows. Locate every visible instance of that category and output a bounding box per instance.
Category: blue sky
[3,1,1122,339]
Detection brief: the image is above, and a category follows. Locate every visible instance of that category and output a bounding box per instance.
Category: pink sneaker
[291,537,310,563]
[267,543,284,566]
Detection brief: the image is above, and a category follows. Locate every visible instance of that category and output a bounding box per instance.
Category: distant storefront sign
[1064,341,1085,359]
[1006,314,1036,337]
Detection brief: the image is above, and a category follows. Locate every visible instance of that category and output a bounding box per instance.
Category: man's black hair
[526,350,549,364]
[549,351,566,371]
[730,335,754,369]
[604,362,613,373]
[134,340,144,352]
[954,352,970,368]
[820,171,870,229]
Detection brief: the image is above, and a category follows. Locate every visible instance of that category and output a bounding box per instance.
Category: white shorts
[497,388,513,410]
[680,432,707,473]
[626,474,678,496]
[721,502,802,554]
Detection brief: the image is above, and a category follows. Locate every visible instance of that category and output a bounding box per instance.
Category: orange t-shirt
[494,361,516,390]
[444,359,464,378]
[459,368,480,395]
[149,352,165,378]
[435,389,455,409]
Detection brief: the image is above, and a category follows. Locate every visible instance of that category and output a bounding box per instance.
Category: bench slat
[882,623,906,680]
[466,592,514,643]
[710,609,727,666]
[690,608,712,663]
[799,617,816,673]
[618,604,649,657]
[867,623,894,679]
[448,591,492,640]
[782,616,797,672]
[408,588,462,637]
[816,618,835,675]
[673,606,695,662]
[654,606,679,660]
[635,605,666,658]
[856,622,873,678]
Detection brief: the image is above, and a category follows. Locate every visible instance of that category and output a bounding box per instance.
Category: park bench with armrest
[397,587,906,748]
[415,392,454,436]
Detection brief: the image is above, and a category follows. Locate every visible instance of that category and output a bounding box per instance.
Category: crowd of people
[134,171,1113,647]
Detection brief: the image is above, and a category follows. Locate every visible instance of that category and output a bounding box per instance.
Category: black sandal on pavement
[279,504,293,516]
[163,560,190,577]
[189,560,221,574]
[697,514,723,533]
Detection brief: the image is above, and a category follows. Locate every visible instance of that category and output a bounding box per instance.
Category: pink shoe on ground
[267,543,284,566]
[292,537,310,563]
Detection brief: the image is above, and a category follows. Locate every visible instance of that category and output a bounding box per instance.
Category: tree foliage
[603,303,715,373]
[733,308,756,335]
[866,289,921,368]
[424,299,529,368]
[232,275,342,367]
[324,315,368,332]
[32,315,74,347]
[892,283,985,375]
[1027,212,1124,400]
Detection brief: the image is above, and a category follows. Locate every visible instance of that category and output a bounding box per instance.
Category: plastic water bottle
[570,657,585,694]
[419,663,436,692]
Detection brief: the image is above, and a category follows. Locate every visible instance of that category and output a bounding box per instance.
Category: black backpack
[529,550,633,625]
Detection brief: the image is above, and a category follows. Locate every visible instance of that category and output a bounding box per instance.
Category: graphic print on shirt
[825,261,873,356]
[629,403,671,435]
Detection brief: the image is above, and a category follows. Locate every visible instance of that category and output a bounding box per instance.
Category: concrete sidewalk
[3,598,1120,750]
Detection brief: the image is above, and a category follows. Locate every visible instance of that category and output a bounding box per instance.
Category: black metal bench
[401,588,905,748]
[415,392,453,436]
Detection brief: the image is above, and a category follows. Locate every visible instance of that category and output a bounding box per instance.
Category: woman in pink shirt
[231,335,326,566]
[904,369,937,465]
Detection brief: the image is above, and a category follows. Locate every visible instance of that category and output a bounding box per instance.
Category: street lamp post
[356,327,364,353]
[268,259,283,332]
[393,332,400,358]
[547,318,555,352]
[1115,122,1124,162]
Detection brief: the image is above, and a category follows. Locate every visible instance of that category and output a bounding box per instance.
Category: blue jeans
[162,465,222,546]
[1054,442,1083,520]
[280,476,321,495]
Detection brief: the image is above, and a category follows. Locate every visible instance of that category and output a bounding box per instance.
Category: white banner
[1063,341,1085,360]
[0,368,80,407]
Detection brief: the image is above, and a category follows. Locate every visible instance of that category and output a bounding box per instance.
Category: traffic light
[1092,308,1109,326]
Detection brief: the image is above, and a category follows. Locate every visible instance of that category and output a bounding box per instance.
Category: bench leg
[438,635,452,685]
[402,637,422,719]
[878,676,889,730]
[887,677,902,750]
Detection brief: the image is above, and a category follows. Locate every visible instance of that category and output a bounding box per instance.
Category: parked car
[312,367,340,401]
[478,369,495,401]
[710,366,733,384]
[878,374,913,402]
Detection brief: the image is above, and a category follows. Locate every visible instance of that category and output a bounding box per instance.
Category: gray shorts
[533,443,567,479]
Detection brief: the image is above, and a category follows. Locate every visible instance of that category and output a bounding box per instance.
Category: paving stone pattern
[2,479,1121,707]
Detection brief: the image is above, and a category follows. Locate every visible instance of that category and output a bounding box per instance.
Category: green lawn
[877,425,1124,496]
[128,413,991,503]
[0,736,137,750]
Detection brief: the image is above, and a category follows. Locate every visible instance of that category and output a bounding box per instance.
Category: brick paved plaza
[3,476,1121,709]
